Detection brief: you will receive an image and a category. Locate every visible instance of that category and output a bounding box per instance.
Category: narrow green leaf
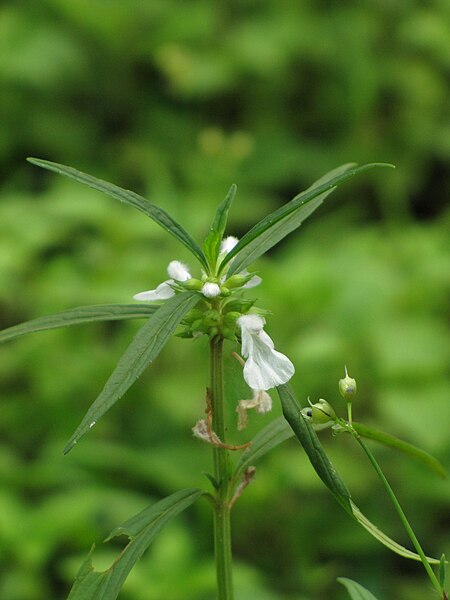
[277,384,441,564]
[353,422,447,479]
[0,304,158,343]
[27,158,208,269]
[226,163,354,276]
[63,291,200,454]
[67,488,203,600]
[351,502,441,564]
[203,184,236,267]
[233,416,293,481]
[439,554,446,589]
[221,162,394,275]
[277,383,352,513]
[337,577,379,600]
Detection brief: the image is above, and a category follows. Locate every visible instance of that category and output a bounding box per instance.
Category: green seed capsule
[339,367,357,400]
[311,399,336,424]
[302,399,336,430]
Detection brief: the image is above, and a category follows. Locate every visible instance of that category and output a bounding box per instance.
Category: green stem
[210,337,234,600]
[356,436,443,596]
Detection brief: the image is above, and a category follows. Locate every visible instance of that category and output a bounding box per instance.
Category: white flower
[237,314,294,390]
[133,260,191,301]
[167,260,191,282]
[220,236,239,254]
[220,235,262,290]
[202,282,221,298]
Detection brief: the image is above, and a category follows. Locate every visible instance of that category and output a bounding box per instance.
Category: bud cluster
[177,297,256,340]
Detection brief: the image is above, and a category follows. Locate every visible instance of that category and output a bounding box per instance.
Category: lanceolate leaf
[221,162,394,276]
[226,163,355,276]
[0,304,158,343]
[203,184,236,267]
[67,488,203,600]
[337,577,380,600]
[277,384,441,564]
[27,158,208,269]
[352,422,447,479]
[63,291,200,454]
[350,502,440,564]
[233,416,293,482]
[278,383,352,513]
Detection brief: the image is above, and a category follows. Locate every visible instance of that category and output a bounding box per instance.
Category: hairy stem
[356,436,443,597]
[210,337,234,600]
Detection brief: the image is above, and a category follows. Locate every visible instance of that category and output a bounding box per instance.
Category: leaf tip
[63,437,78,455]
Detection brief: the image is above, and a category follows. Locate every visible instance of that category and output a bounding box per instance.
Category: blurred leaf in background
[0,1,448,599]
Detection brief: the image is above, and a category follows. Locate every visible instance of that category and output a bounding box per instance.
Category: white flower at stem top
[220,236,239,254]
[201,282,221,298]
[133,236,262,302]
[237,314,294,390]
[133,260,191,301]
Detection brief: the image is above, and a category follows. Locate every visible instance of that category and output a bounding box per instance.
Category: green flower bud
[223,298,255,314]
[181,278,203,290]
[220,286,231,296]
[223,311,241,326]
[339,367,357,400]
[221,326,236,341]
[208,326,219,339]
[302,399,336,431]
[183,308,204,324]
[224,273,254,289]
[190,318,203,331]
[204,309,221,326]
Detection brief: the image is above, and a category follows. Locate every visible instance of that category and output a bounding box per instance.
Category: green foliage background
[0,1,448,599]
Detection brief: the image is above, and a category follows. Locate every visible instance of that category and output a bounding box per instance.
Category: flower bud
[339,367,357,400]
[301,399,336,431]
[221,326,236,341]
[204,309,221,326]
[181,278,203,290]
[224,273,255,289]
[223,299,255,314]
[183,308,204,324]
[223,311,241,326]
[208,326,219,339]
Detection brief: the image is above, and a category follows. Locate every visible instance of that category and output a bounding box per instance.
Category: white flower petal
[238,314,294,390]
[167,260,191,282]
[133,280,175,301]
[202,282,221,298]
[258,329,275,350]
[220,236,239,254]
[243,275,262,288]
[237,314,265,335]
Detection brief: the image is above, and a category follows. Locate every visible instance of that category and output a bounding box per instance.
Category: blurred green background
[0,1,449,599]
